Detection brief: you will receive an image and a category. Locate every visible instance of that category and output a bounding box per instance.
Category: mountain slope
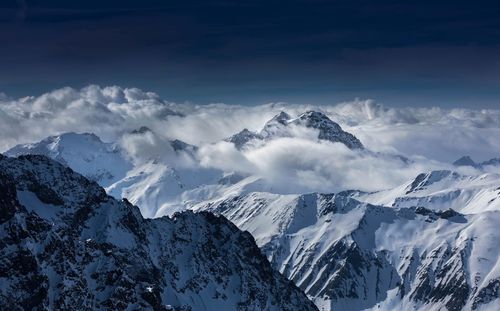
[5,132,224,218]
[4,132,132,187]
[193,191,500,311]
[350,170,500,214]
[0,154,318,311]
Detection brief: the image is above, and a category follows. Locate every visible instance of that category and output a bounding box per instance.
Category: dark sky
[1,0,500,107]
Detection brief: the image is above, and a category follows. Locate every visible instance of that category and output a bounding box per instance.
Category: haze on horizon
[1,0,500,108]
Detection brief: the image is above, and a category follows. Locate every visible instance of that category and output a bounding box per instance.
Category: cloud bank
[1,85,499,193]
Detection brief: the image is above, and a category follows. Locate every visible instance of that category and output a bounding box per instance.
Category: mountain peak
[225,128,262,149]
[4,132,132,187]
[296,111,343,131]
[169,139,196,152]
[130,126,152,134]
[226,110,364,149]
[453,155,478,167]
[270,111,292,125]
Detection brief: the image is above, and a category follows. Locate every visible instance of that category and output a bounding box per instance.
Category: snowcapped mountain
[4,132,133,187]
[4,111,500,311]
[226,110,364,150]
[350,170,500,214]
[4,110,366,218]
[4,131,222,218]
[106,160,222,218]
[0,154,318,311]
[192,190,500,311]
[289,111,364,149]
[225,129,263,150]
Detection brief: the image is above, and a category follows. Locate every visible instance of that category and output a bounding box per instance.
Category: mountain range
[0,154,317,311]
[3,110,500,310]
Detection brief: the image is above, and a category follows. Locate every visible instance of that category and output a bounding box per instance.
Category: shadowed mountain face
[0,154,318,311]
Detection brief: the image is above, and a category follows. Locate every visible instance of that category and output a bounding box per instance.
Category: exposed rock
[0,155,317,311]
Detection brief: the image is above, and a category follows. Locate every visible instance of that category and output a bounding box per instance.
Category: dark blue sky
[2,0,500,107]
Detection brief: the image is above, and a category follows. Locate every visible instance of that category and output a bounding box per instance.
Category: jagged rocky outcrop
[0,155,318,311]
[226,110,364,150]
[194,191,500,311]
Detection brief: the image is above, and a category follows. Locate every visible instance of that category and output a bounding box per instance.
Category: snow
[17,190,61,220]
[5,132,133,187]
[353,170,500,214]
[3,114,500,311]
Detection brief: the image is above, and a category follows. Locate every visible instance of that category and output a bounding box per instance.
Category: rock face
[194,191,500,311]
[0,155,318,311]
[226,110,364,150]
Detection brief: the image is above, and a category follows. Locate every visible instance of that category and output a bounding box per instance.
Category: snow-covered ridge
[351,169,500,214]
[4,132,133,187]
[0,154,318,311]
[193,191,500,311]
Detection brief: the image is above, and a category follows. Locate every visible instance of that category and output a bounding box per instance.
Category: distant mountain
[453,155,500,169]
[482,158,500,166]
[0,154,317,311]
[351,170,500,214]
[128,126,198,154]
[5,132,132,187]
[453,155,479,167]
[289,111,364,149]
[4,132,218,218]
[226,110,364,150]
[225,129,263,149]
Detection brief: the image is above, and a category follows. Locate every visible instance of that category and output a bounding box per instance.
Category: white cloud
[196,138,448,193]
[198,141,256,173]
[1,85,499,193]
